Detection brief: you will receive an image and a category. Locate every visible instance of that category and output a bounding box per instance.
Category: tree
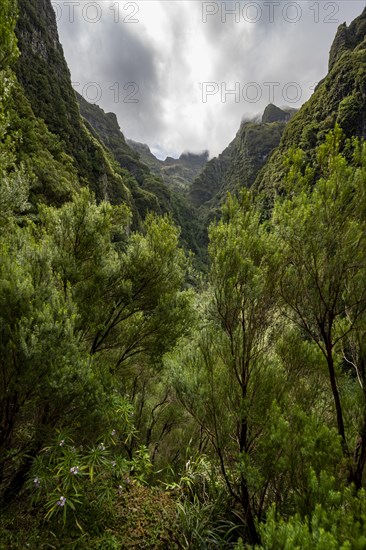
[274,128,366,487]
[40,190,194,375]
[0,186,194,499]
[0,224,90,495]
[171,191,280,544]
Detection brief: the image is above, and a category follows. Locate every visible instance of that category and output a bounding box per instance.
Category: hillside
[13,0,183,223]
[190,106,292,211]
[128,139,209,190]
[3,2,366,549]
[187,106,292,247]
[255,7,366,199]
[77,93,203,255]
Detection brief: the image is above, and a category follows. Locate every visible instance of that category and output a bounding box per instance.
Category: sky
[53,0,366,159]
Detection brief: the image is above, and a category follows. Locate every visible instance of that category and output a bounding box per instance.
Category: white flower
[57,496,66,507]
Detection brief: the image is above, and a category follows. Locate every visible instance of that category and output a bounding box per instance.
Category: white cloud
[55,0,366,159]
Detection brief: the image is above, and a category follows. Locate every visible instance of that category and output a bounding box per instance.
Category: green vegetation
[127,140,209,191]
[255,8,366,202]
[189,115,289,250]
[77,93,204,258]
[2,1,366,548]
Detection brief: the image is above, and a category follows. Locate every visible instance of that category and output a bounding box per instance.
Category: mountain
[184,106,294,249]
[13,0,187,227]
[75,93,203,256]
[262,104,291,124]
[189,8,366,215]
[128,140,209,190]
[76,92,173,217]
[329,10,366,71]
[77,93,149,186]
[15,0,127,204]
[12,0,366,261]
[189,106,293,211]
[255,7,366,199]
[127,140,164,176]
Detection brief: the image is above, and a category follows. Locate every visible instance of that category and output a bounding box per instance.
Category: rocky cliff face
[76,93,203,256]
[178,151,209,167]
[77,92,150,186]
[255,7,366,199]
[189,107,290,210]
[14,0,192,227]
[189,143,233,209]
[262,104,291,124]
[329,9,366,70]
[15,0,131,204]
[186,107,291,249]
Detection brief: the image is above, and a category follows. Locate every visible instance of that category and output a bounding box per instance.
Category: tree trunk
[240,478,260,545]
[326,346,348,456]
[239,411,260,545]
[350,375,366,489]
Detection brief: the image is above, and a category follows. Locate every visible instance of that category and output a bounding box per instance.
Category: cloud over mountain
[55,0,366,158]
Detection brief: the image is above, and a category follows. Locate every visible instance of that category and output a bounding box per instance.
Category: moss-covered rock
[329,8,366,70]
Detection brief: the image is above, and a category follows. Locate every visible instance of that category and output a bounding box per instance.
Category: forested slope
[1,2,366,549]
[77,92,203,256]
[188,105,292,247]
[14,0,195,227]
[255,7,366,202]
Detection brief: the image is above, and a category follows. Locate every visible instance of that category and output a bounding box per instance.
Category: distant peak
[179,150,210,164]
[127,139,152,154]
[328,7,366,71]
[262,104,291,124]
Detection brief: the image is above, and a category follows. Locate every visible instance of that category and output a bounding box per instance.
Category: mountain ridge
[255,7,366,200]
[189,105,294,211]
[127,139,209,190]
[14,0,193,229]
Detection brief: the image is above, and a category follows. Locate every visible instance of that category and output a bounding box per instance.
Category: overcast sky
[54,0,366,159]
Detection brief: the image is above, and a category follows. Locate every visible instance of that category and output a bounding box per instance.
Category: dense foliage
[2,1,366,548]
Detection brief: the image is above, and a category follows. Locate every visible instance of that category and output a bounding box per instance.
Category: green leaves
[0,0,18,70]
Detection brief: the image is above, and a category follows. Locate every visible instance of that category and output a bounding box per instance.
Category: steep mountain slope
[128,140,209,190]
[15,0,127,204]
[190,105,291,210]
[262,104,291,124]
[161,151,209,190]
[13,0,178,223]
[77,93,150,186]
[329,9,366,71]
[3,79,79,207]
[127,140,164,175]
[77,93,203,256]
[189,140,233,209]
[184,105,293,250]
[255,7,366,198]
